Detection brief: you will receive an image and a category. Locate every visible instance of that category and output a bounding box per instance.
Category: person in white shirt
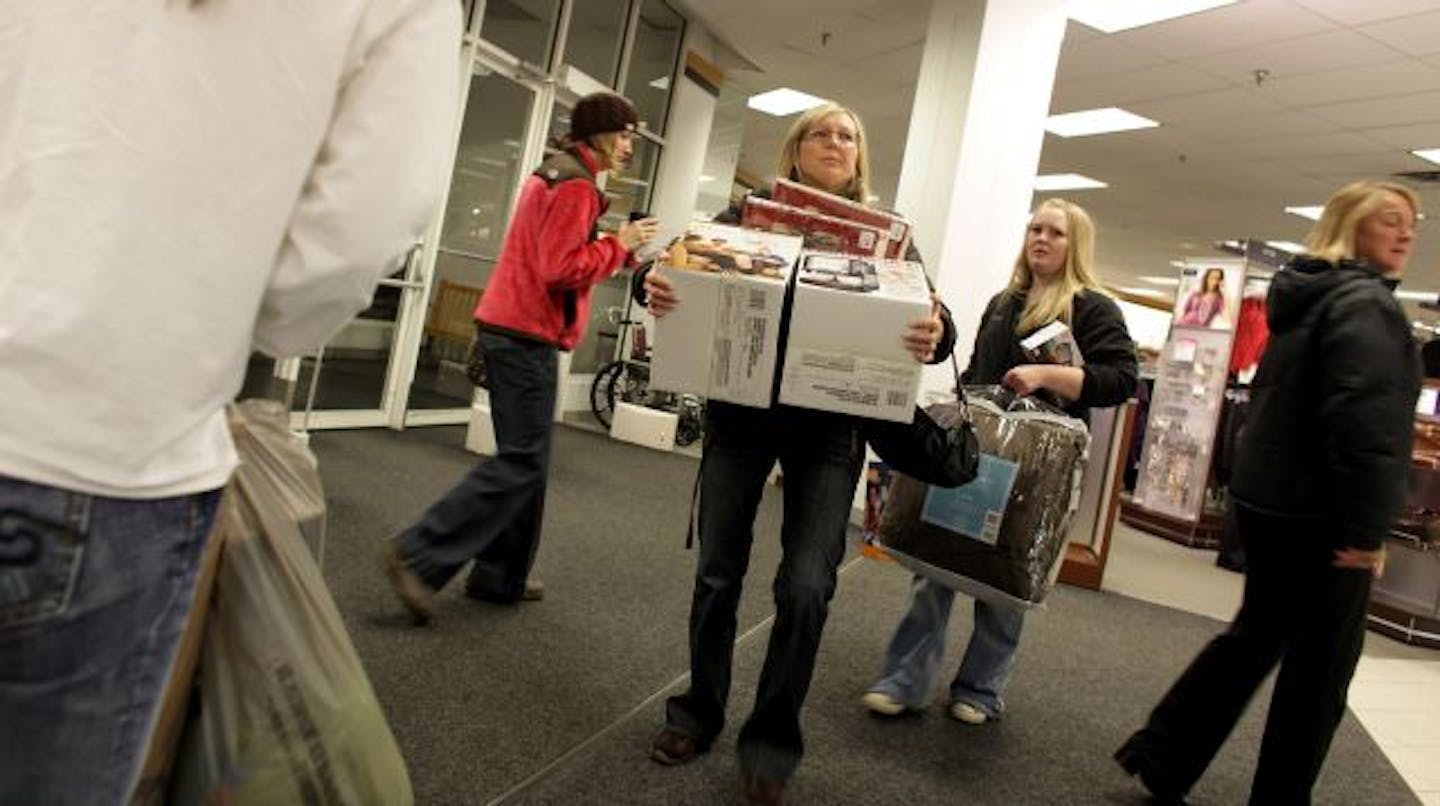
[0,1,460,801]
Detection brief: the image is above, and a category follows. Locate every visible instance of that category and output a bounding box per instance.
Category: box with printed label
[771,177,912,259]
[779,253,931,422]
[649,223,804,408]
[741,196,889,258]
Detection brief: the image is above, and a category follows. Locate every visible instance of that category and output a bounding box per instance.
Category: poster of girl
[1174,265,1241,329]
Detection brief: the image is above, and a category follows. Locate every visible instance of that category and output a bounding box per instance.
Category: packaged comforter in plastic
[877,386,1089,608]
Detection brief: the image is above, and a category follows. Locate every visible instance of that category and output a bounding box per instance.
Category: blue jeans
[870,575,1026,718]
[400,331,558,599]
[0,474,220,805]
[665,402,863,784]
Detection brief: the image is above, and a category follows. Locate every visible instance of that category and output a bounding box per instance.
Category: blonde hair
[775,103,872,203]
[1008,198,1105,333]
[1304,180,1420,264]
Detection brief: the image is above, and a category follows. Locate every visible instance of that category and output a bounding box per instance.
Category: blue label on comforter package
[920,454,1019,545]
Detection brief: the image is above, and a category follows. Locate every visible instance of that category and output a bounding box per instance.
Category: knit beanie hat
[569,92,639,141]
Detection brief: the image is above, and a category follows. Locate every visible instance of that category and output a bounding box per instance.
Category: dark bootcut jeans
[665,402,863,784]
[401,331,557,600]
[1119,504,1373,806]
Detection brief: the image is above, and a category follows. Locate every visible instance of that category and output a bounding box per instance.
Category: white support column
[895,0,1068,395]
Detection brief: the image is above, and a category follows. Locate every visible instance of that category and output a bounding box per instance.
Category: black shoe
[1114,736,1187,805]
[648,728,704,766]
[741,773,785,806]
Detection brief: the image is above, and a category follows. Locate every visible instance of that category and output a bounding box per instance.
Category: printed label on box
[919,454,1019,545]
[781,348,918,420]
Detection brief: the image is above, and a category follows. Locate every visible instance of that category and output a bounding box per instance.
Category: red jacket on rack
[476,143,631,349]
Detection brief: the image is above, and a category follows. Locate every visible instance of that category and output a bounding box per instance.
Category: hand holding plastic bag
[172,400,412,804]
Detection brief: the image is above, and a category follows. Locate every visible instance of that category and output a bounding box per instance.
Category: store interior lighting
[1069,0,1238,34]
[1045,107,1159,138]
[1284,205,1324,221]
[1139,275,1181,286]
[747,88,825,117]
[1411,148,1440,166]
[1034,173,1108,191]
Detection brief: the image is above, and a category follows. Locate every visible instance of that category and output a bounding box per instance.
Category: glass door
[404,59,550,423]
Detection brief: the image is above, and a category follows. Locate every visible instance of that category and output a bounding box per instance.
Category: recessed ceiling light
[649,76,671,91]
[746,88,825,117]
[1034,173,1108,191]
[1412,148,1440,166]
[1139,275,1181,287]
[1284,205,1324,221]
[1069,0,1237,34]
[1266,240,1306,254]
[698,174,716,183]
[1045,107,1158,138]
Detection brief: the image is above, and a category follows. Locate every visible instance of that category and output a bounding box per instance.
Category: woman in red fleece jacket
[382,92,659,622]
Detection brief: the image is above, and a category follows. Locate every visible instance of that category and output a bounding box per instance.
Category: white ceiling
[673,0,1440,307]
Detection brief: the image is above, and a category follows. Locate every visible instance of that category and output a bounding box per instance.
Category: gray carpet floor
[310,425,1417,805]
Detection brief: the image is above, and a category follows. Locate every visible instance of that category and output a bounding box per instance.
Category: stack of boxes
[648,189,930,424]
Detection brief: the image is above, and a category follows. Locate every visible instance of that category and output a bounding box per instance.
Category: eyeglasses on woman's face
[803,128,858,147]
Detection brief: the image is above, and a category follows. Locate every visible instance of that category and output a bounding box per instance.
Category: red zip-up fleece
[476,143,630,349]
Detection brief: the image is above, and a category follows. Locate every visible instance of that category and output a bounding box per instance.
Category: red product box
[741,196,889,258]
[771,177,912,259]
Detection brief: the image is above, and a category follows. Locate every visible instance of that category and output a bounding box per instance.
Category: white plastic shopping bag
[172,400,412,804]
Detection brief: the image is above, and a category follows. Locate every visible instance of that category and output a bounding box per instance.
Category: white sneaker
[861,691,907,716]
[948,701,989,724]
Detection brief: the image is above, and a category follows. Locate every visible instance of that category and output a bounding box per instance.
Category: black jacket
[1229,257,1420,550]
[966,289,1138,419]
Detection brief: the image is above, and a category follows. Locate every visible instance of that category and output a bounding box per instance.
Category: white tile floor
[1101,522,1440,803]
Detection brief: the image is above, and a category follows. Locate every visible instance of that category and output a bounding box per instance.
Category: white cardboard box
[609,401,678,452]
[464,402,497,456]
[650,223,804,408]
[779,254,931,422]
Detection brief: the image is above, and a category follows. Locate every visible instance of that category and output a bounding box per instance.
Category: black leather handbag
[862,354,980,488]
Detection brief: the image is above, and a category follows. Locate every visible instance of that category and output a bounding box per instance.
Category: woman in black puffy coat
[1117,180,1422,805]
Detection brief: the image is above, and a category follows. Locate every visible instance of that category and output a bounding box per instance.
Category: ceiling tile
[1184,29,1404,83]
[1166,110,1341,143]
[1052,63,1229,110]
[1221,131,1393,160]
[1362,122,1440,150]
[1284,151,1429,177]
[1056,38,1168,81]
[1295,0,1440,26]
[1128,87,1276,123]
[1257,60,1440,107]
[1308,90,1440,128]
[1358,9,1440,56]
[1108,0,1340,61]
[780,10,923,61]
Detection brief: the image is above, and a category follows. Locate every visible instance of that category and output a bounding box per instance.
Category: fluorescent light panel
[1266,240,1305,254]
[747,88,824,117]
[1284,205,1324,221]
[1046,107,1158,138]
[1412,148,1440,166]
[1139,275,1181,287]
[1069,0,1238,33]
[1035,173,1108,191]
